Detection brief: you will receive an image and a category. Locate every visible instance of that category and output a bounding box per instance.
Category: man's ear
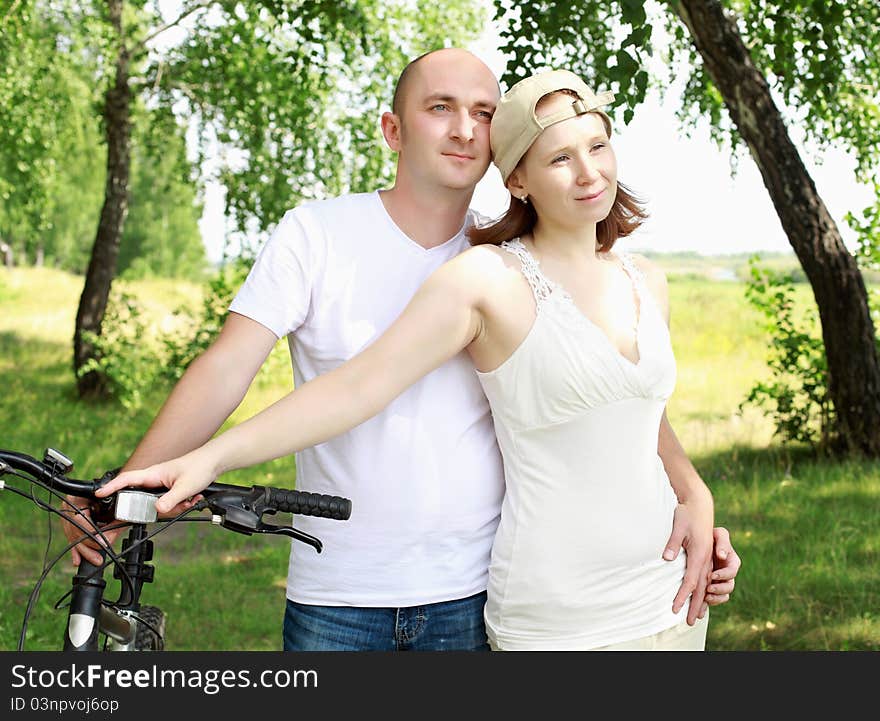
[381,111,402,152]
[506,169,527,201]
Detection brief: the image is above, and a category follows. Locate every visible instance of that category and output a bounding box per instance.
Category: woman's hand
[663,498,714,626]
[95,449,216,514]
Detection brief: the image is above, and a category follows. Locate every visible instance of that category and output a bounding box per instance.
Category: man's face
[394,50,500,193]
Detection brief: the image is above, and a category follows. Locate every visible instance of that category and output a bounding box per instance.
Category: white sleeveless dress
[476,238,689,650]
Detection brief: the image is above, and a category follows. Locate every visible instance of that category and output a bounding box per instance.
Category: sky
[197,6,876,263]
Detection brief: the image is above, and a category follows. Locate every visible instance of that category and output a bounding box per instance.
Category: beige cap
[490,69,615,183]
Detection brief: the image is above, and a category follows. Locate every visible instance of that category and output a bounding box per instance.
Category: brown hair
[467,182,648,252]
[469,88,648,251]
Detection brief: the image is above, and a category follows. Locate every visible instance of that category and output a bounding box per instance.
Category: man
[65,48,739,650]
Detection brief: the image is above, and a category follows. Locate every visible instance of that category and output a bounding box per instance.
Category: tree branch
[136,0,218,51]
[1,0,23,28]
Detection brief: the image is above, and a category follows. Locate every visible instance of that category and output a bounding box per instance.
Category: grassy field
[0,265,877,651]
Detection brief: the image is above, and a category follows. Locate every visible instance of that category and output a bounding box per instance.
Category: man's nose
[449,109,475,142]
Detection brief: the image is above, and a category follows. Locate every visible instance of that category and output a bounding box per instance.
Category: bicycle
[0,447,351,651]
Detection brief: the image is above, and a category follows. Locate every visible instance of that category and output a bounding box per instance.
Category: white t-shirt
[229,191,504,606]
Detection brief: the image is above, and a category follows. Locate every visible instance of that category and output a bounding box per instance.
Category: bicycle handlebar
[0,448,352,525]
[0,449,102,496]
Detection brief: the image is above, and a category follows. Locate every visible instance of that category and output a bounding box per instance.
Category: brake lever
[252,523,323,553]
[203,500,324,553]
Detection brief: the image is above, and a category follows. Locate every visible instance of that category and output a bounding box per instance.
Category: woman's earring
[519,195,528,204]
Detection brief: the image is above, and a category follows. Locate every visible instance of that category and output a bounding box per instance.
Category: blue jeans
[282,592,490,651]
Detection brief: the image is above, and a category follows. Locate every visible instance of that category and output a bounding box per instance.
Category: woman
[100,69,714,650]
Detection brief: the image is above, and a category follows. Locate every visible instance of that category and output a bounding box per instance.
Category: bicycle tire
[134,605,166,651]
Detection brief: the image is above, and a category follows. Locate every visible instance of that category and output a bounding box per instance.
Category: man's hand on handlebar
[61,490,201,567]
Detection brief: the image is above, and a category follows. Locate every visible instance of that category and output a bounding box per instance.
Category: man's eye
[476,110,493,120]
[431,104,450,112]
[591,143,606,152]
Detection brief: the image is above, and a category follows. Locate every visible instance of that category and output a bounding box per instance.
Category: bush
[78,258,254,409]
[739,257,835,451]
[161,258,252,381]
[77,290,163,410]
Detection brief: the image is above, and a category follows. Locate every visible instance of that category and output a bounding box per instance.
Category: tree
[118,107,206,280]
[496,0,880,455]
[0,1,103,268]
[5,0,484,397]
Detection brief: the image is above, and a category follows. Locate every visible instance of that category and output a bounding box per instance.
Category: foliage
[493,0,652,124]
[0,3,206,275]
[847,185,880,272]
[495,0,879,175]
[846,187,880,339]
[4,0,485,270]
[76,289,164,410]
[118,107,207,280]
[739,258,834,450]
[161,257,253,381]
[0,1,104,267]
[72,255,255,408]
[149,0,485,232]
[709,0,880,180]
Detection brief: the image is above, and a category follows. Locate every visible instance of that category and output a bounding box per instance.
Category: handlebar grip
[264,488,351,520]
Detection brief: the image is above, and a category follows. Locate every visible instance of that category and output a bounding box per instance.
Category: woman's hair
[467,183,647,252]
[468,90,649,252]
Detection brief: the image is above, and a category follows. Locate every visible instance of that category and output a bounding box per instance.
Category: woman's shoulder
[426,243,519,298]
[619,251,669,318]
[432,243,532,310]
[454,242,525,274]
[619,251,667,287]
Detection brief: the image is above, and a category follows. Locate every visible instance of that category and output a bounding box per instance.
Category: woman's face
[510,94,617,232]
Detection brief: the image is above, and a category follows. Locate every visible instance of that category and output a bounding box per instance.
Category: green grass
[1,266,877,650]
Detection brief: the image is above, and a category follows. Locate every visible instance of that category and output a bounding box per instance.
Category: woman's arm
[97,250,491,512]
[635,256,741,608]
[658,411,715,622]
[632,254,716,623]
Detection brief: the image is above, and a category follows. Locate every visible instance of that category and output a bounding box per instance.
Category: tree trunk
[0,240,12,268]
[675,0,880,456]
[73,0,131,398]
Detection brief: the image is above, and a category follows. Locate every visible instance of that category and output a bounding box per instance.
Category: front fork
[63,557,108,651]
[63,524,155,651]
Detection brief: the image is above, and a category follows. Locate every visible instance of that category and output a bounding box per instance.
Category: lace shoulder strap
[499,238,554,305]
[615,251,648,298]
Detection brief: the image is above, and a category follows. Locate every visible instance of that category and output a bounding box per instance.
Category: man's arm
[62,313,279,565]
[96,247,492,511]
[123,313,279,471]
[707,526,741,605]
